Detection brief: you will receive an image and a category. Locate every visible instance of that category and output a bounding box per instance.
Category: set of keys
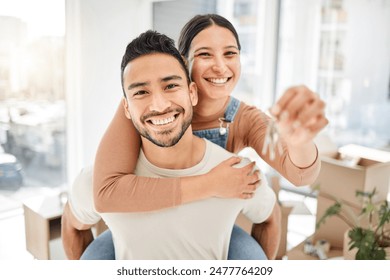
[261,110,283,161]
[218,110,283,161]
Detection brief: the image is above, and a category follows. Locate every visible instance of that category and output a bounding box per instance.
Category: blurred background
[0,0,389,259]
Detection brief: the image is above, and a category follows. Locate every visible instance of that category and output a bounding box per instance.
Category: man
[61,30,279,259]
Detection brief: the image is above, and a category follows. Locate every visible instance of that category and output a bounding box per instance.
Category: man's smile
[148,115,176,126]
[145,112,181,128]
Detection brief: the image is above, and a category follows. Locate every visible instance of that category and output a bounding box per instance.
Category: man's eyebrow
[128,81,150,90]
[161,75,183,82]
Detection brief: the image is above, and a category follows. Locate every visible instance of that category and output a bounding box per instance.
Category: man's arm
[251,202,281,260]
[61,202,95,260]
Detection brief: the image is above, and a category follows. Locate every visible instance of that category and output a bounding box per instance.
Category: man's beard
[133,108,192,148]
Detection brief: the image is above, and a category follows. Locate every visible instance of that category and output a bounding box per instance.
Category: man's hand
[61,202,94,260]
[251,202,281,260]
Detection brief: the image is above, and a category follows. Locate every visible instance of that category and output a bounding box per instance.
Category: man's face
[123,53,197,147]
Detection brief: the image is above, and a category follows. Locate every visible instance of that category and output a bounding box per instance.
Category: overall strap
[224,96,241,123]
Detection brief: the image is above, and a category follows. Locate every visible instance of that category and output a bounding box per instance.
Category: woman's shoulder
[233,98,267,122]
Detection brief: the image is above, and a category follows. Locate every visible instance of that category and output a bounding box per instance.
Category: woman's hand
[271,85,328,147]
[206,156,261,199]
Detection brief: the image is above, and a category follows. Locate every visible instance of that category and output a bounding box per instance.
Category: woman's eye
[225,51,238,56]
[197,52,211,57]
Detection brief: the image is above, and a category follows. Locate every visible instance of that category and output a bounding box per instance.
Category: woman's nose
[211,56,227,74]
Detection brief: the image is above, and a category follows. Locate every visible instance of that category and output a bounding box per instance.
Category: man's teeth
[208,78,228,84]
[150,116,175,126]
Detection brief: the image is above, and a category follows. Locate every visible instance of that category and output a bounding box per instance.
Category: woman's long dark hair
[178,14,241,60]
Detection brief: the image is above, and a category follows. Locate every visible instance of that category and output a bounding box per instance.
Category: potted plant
[316,188,390,260]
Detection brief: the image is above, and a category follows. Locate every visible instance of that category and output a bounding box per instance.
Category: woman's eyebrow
[194,45,239,53]
[193,47,211,53]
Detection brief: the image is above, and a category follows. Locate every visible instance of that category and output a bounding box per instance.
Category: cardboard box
[286,235,343,260]
[313,145,390,248]
[276,204,293,259]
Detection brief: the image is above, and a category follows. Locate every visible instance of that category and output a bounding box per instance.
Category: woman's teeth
[207,78,229,84]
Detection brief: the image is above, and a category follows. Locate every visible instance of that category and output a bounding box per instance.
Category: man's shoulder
[204,139,251,167]
[204,139,235,158]
[71,166,93,196]
[74,166,93,186]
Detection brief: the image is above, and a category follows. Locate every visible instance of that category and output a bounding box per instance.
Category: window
[0,0,66,205]
[277,0,390,149]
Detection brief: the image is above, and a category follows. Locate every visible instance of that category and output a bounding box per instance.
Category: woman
[87,14,327,260]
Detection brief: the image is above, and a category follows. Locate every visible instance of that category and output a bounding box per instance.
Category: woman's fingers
[271,85,320,122]
[224,156,242,166]
[239,192,255,199]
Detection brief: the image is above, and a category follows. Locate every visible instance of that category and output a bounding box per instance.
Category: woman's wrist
[180,174,215,204]
[286,141,317,169]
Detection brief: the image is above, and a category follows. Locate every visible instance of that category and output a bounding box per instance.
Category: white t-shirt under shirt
[69,139,276,260]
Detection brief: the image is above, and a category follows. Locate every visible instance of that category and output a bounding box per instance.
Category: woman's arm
[93,101,260,213]
[237,103,321,187]
[270,85,328,168]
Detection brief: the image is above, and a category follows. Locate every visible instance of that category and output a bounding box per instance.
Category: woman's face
[188,25,241,101]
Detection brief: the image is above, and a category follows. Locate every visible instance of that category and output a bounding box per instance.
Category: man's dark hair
[121,30,190,97]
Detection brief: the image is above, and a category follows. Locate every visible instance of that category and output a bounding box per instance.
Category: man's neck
[141,128,205,169]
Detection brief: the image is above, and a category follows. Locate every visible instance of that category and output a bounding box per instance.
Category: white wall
[344,0,390,133]
[65,0,153,182]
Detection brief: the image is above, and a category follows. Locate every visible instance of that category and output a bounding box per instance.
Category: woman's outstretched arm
[93,101,260,213]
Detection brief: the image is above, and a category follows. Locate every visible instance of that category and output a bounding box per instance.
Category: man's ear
[122,97,131,120]
[189,82,198,106]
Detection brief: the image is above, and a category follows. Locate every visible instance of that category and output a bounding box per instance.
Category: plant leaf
[378,201,390,228]
[316,202,341,229]
[349,228,386,260]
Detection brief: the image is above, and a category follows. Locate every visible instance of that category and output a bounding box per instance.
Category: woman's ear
[122,97,131,120]
[189,82,198,106]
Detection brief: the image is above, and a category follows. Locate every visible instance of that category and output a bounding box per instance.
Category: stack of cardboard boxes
[287,144,390,259]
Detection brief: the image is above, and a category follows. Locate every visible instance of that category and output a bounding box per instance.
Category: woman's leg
[228,224,268,260]
[80,229,115,260]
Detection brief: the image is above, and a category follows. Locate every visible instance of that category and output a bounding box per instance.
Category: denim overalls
[193,97,241,149]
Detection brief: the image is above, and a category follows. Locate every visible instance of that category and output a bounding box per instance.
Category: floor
[0,184,317,260]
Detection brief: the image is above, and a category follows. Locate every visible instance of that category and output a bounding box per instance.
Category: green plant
[316,188,390,260]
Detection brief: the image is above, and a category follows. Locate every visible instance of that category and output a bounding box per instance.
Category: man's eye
[133,90,148,96]
[165,84,178,90]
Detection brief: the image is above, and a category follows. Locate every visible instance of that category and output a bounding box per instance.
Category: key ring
[261,110,283,161]
[218,117,232,136]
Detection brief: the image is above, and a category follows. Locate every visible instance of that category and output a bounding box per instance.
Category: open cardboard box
[313,144,390,249]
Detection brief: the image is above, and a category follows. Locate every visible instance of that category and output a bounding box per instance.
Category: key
[262,110,283,161]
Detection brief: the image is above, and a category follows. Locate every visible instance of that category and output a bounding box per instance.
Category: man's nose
[149,92,171,112]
